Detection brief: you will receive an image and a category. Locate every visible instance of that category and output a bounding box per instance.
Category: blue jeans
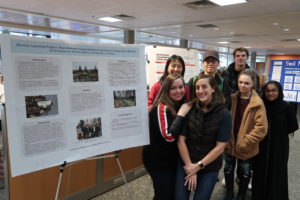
[147,167,176,200]
[175,161,218,200]
[223,153,252,178]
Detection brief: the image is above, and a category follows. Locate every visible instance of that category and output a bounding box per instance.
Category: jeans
[223,153,252,178]
[175,161,218,200]
[147,167,176,200]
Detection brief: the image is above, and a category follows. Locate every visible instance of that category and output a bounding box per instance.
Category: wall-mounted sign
[269,60,300,102]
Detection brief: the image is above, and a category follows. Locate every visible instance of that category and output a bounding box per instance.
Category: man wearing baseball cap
[187,50,231,109]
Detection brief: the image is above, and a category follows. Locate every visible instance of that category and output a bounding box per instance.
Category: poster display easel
[54,151,132,200]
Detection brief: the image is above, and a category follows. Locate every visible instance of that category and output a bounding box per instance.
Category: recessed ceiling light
[284,28,290,31]
[214,27,219,30]
[230,32,235,35]
[189,35,193,37]
[218,41,230,44]
[297,39,300,41]
[98,17,122,22]
[273,22,279,26]
[209,0,247,6]
[244,46,251,48]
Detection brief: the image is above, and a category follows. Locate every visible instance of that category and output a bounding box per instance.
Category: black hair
[261,80,284,101]
[159,55,185,82]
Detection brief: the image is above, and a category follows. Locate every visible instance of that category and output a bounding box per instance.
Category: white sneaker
[221,177,226,186]
[248,180,252,190]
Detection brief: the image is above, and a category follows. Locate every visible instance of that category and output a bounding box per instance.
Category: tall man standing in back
[223,47,260,94]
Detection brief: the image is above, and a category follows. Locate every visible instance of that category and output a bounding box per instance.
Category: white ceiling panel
[0,0,300,54]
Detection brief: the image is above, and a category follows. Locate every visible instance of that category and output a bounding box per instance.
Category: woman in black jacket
[143,74,187,200]
[174,74,232,200]
[252,80,298,200]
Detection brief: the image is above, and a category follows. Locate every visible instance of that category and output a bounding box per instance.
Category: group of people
[76,122,102,140]
[142,47,298,200]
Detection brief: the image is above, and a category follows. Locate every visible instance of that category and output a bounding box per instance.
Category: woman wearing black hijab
[252,80,298,200]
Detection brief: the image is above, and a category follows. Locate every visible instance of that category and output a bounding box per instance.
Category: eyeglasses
[264,89,278,93]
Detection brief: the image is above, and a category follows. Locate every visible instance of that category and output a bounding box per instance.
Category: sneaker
[235,176,240,184]
[235,177,252,190]
[248,180,252,190]
[221,177,226,186]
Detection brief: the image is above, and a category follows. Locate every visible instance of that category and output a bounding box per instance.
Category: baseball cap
[203,50,219,61]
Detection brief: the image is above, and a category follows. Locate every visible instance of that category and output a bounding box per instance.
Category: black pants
[148,167,176,200]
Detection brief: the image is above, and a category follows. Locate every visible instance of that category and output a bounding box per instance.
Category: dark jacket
[142,104,179,170]
[252,100,298,200]
[186,103,227,172]
[222,62,261,94]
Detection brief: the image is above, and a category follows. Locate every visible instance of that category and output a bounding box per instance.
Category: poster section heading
[270,60,300,102]
[1,35,149,177]
[11,39,140,57]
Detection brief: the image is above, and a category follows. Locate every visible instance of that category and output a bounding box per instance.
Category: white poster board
[146,46,200,88]
[0,35,149,177]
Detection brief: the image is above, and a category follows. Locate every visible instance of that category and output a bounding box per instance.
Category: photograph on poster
[294,76,300,83]
[72,61,98,82]
[284,75,294,83]
[294,84,300,90]
[113,89,136,108]
[25,95,58,118]
[76,117,102,140]
[284,83,293,90]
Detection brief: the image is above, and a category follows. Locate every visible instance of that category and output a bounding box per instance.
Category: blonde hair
[238,69,257,89]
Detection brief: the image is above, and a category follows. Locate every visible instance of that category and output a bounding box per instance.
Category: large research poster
[0,35,149,177]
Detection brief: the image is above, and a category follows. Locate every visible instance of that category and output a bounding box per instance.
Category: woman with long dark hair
[143,74,187,200]
[148,55,189,110]
[252,80,298,200]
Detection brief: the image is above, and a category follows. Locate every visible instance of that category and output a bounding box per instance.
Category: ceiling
[0,0,300,55]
